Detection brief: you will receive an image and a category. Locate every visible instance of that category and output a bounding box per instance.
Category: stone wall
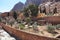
[38,16,60,25]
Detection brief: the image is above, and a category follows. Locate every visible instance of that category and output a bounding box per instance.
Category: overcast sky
[0,0,26,12]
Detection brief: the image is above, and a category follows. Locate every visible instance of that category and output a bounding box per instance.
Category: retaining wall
[0,23,59,40]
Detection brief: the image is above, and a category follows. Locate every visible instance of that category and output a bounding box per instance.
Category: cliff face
[25,0,42,6]
[25,0,60,6]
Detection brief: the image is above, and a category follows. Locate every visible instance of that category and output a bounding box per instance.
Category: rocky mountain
[0,12,2,14]
[25,0,42,6]
[11,0,60,12]
[12,2,24,12]
[12,0,42,11]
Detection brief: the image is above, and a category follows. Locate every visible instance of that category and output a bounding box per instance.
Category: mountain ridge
[11,0,42,11]
[11,0,60,12]
[11,2,24,12]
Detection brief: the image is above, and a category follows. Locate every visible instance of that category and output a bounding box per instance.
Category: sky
[0,0,26,13]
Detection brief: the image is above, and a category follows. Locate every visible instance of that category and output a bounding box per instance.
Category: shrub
[47,25,55,34]
[25,17,31,23]
[19,23,25,30]
[56,24,60,30]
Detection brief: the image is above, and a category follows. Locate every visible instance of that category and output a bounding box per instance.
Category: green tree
[23,7,29,17]
[13,11,17,20]
[28,4,38,17]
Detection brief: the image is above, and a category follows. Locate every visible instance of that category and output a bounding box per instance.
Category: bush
[25,17,31,23]
[19,23,25,30]
[47,25,55,34]
[56,24,60,30]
